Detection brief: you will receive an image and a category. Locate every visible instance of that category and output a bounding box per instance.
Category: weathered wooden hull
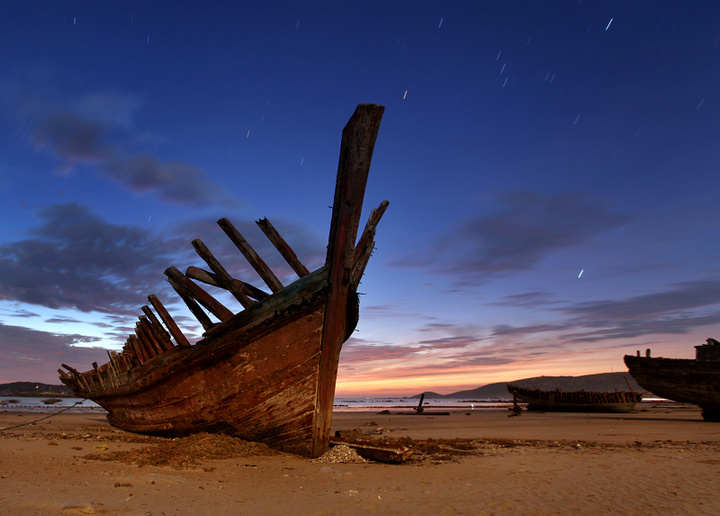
[507,385,642,413]
[624,355,720,422]
[59,104,388,457]
[97,271,334,455]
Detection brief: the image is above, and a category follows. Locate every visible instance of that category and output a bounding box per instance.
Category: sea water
[0,396,512,413]
[0,397,101,411]
[333,397,513,411]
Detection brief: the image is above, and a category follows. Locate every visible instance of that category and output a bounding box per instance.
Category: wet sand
[1,403,719,515]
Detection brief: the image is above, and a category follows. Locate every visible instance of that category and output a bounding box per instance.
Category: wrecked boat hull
[624,339,720,422]
[507,385,643,413]
[60,104,387,457]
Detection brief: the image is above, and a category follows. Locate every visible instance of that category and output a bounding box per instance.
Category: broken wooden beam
[256,218,310,277]
[186,266,269,301]
[217,217,284,293]
[165,266,233,328]
[141,305,174,351]
[148,294,190,347]
[329,437,413,464]
[191,239,254,309]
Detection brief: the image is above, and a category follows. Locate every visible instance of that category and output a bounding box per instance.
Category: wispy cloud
[564,280,720,321]
[34,110,114,165]
[0,322,109,383]
[488,280,720,343]
[395,191,629,280]
[560,312,720,343]
[5,79,237,207]
[104,155,227,206]
[558,280,720,342]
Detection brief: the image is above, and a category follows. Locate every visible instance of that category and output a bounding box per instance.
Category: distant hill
[0,382,73,397]
[412,372,645,400]
[1,373,647,400]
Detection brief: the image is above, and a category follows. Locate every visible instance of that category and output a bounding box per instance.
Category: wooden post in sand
[416,393,426,414]
[511,393,523,416]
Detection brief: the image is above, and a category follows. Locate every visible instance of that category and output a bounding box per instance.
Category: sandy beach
[1,403,719,515]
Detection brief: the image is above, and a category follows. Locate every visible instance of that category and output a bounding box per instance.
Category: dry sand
[1,403,719,515]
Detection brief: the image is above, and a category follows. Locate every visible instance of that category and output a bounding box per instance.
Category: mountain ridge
[0,382,73,397]
[408,372,644,399]
[1,372,644,399]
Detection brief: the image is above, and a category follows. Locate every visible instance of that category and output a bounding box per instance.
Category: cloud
[340,333,481,365]
[104,154,230,206]
[492,322,571,337]
[0,203,173,313]
[557,280,720,342]
[564,280,720,321]
[9,82,237,207]
[0,322,109,383]
[491,280,720,343]
[396,191,629,280]
[416,335,484,349]
[34,110,113,165]
[0,201,328,351]
[71,91,140,128]
[560,312,720,343]
[491,290,562,308]
[340,341,423,363]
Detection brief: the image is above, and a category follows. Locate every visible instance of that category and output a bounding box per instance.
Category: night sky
[1,2,719,396]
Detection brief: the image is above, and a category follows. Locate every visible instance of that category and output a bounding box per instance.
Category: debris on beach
[85,432,277,469]
[313,444,367,464]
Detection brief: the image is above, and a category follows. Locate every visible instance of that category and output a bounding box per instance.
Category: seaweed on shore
[84,432,277,469]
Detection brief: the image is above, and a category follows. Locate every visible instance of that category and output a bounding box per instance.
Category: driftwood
[329,437,413,464]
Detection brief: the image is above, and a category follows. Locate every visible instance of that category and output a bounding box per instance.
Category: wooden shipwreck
[624,338,720,422]
[59,104,388,457]
[507,385,643,413]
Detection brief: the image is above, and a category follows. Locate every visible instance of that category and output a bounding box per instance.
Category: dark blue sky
[1,2,719,395]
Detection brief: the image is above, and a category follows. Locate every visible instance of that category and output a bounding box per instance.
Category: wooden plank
[134,321,159,358]
[138,316,164,355]
[350,200,389,286]
[148,294,191,347]
[61,363,80,375]
[165,266,233,328]
[92,362,105,389]
[128,334,149,363]
[203,264,329,342]
[312,103,385,457]
[105,351,118,387]
[256,218,310,277]
[191,239,254,308]
[353,200,389,265]
[186,266,269,301]
[166,274,215,331]
[141,305,173,351]
[217,217,284,293]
